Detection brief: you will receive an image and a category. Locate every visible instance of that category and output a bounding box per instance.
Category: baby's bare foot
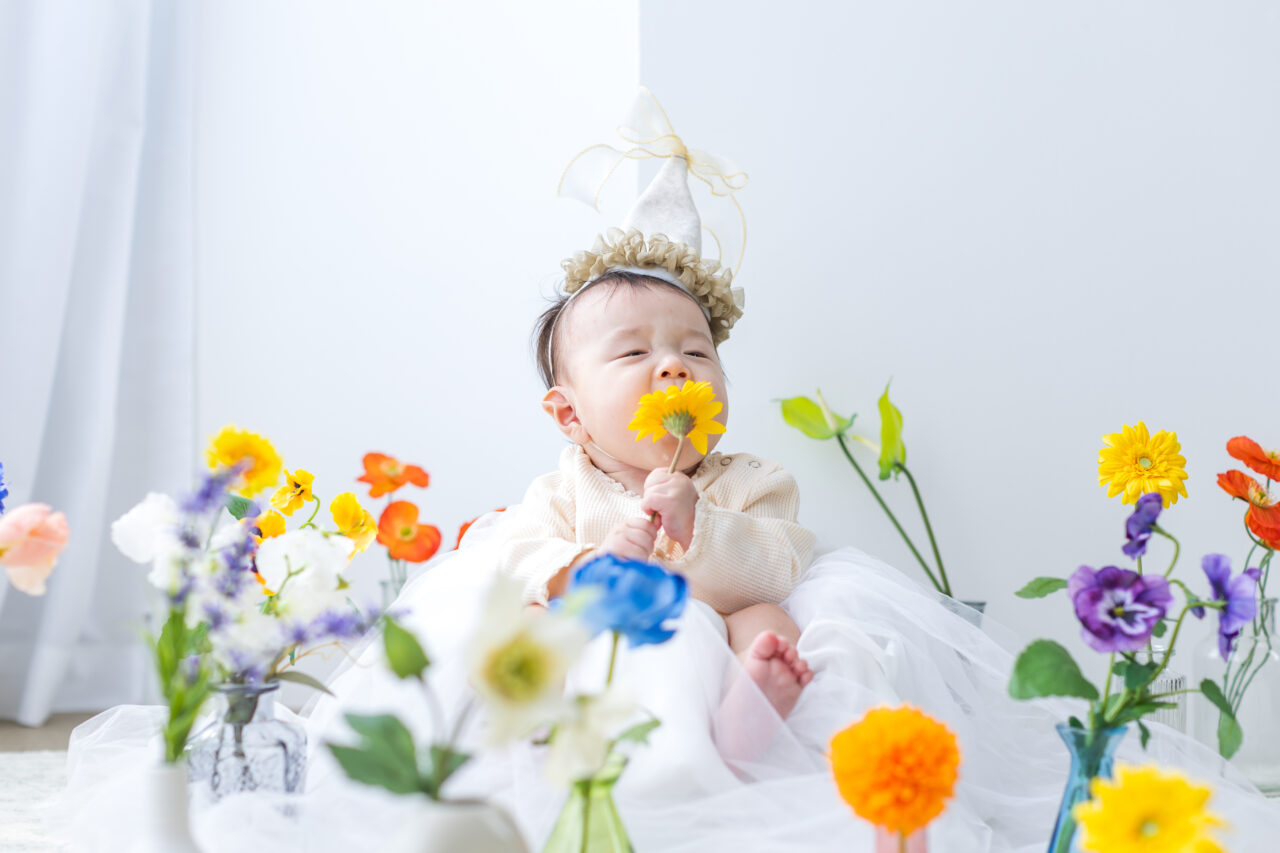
[739,631,812,720]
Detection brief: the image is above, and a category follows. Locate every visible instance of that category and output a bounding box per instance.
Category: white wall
[640,1,1280,679]
[193,0,639,622]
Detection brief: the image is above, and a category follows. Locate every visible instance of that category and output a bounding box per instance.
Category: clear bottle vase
[1046,724,1127,853]
[1190,598,1280,794]
[186,682,307,802]
[541,752,632,853]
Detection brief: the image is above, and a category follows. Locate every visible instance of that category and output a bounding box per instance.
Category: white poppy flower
[466,575,589,745]
[111,493,181,565]
[255,529,350,621]
[543,686,640,786]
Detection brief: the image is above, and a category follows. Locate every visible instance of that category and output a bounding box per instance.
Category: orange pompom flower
[1227,435,1280,483]
[829,705,960,839]
[357,453,430,498]
[377,501,442,563]
[1218,469,1280,549]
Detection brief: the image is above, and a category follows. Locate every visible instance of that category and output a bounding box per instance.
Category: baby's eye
[685,351,708,359]
[622,350,646,358]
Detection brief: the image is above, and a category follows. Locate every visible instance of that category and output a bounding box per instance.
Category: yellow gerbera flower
[1098,422,1189,507]
[627,380,726,456]
[829,705,960,838]
[251,510,286,543]
[1073,763,1226,853]
[271,469,315,516]
[330,492,376,555]
[205,425,283,497]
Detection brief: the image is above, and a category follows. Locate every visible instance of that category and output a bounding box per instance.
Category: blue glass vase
[1047,723,1127,853]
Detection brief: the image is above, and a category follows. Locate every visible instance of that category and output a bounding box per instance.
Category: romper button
[720,457,731,466]
[748,460,761,468]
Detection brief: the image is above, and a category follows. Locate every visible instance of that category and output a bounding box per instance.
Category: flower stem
[834,434,944,595]
[605,631,621,686]
[898,834,907,853]
[899,465,951,597]
[300,496,322,529]
[1148,604,1196,684]
[1102,653,1115,705]
[1153,525,1181,577]
[648,433,687,523]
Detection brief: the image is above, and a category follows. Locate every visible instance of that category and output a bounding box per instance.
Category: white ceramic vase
[386,797,529,853]
[131,762,201,852]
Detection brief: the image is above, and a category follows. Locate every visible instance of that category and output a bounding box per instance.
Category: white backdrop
[6,1,1280,715]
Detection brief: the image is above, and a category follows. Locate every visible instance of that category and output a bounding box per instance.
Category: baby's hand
[598,517,659,563]
[641,469,697,551]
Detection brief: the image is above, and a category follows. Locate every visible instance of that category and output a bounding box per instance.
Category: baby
[496,269,815,718]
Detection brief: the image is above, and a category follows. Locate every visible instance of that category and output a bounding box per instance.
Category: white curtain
[0,0,196,725]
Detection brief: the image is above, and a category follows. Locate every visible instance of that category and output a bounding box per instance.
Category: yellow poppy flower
[271,469,315,516]
[1098,422,1189,507]
[330,492,377,555]
[627,380,726,456]
[205,425,283,497]
[1073,763,1226,853]
[829,705,960,838]
[251,510,286,543]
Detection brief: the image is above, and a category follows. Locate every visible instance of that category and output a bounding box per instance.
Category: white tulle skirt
[64,540,1280,852]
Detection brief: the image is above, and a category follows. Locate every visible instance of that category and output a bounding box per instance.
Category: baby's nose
[658,359,690,381]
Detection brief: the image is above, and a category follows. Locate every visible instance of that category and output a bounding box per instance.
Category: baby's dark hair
[532,271,714,389]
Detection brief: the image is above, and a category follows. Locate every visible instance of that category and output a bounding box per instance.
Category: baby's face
[555,283,729,473]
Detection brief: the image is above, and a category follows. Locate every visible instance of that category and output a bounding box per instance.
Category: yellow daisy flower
[251,510,286,543]
[206,425,283,497]
[627,380,726,456]
[271,469,315,516]
[1073,763,1226,853]
[330,491,377,555]
[1098,422,1189,507]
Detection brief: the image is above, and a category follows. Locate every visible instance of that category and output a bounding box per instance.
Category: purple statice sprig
[0,461,8,513]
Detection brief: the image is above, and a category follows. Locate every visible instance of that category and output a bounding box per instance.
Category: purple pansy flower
[1122,492,1163,559]
[1068,565,1173,653]
[1197,554,1261,660]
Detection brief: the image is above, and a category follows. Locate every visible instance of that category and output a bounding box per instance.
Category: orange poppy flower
[357,453,431,498]
[1227,436,1280,483]
[377,501,442,563]
[1218,469,1280,549]
[454,508,505,550]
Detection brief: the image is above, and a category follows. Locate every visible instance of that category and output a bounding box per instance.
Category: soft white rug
[0,750,68,851]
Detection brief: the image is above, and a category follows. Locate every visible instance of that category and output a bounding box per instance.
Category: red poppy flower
[1218,470,1280,549]
[357,453,430,498]
[377,501,442,563]
[1227,436,1280,483]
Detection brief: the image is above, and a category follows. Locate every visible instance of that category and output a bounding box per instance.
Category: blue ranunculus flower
[568,553,688,647]
[0,461,8,513]
[1121,492,1162,559]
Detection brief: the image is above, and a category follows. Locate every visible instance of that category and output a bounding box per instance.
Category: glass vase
[1046,723,1127,853]
[186,681,307,802]
[542,752,632,853]
[1190,598,1280,794]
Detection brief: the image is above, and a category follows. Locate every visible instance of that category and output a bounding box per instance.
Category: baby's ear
[542,387,588,444]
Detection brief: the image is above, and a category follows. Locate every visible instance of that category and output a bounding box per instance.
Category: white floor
[0,750,69,852]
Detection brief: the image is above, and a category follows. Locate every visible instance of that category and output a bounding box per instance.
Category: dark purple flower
[1122,493,1163,559]
[1068,565,1173,653]
[0,461,9,513]
[1199,554,1262,660]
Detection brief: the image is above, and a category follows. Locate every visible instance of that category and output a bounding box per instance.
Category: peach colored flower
[0,503,70,596]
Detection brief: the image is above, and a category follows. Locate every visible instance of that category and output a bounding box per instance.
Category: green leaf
[613,719,661,747]
[1137,720,1152,750]
[327,744,422,795]
[1199,679,1243,759]
[225,495,256,520]
[271,669,335,696]
[1151,620,1168,638]
[1009,640,1099,701]
[1122,661,1160,691]
[383,618,431,680]
[426,745,470,789]
[1015,577,1068,599]
[1067,715,1084,730]
[779,396,852,440]
[877,382,905,480]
